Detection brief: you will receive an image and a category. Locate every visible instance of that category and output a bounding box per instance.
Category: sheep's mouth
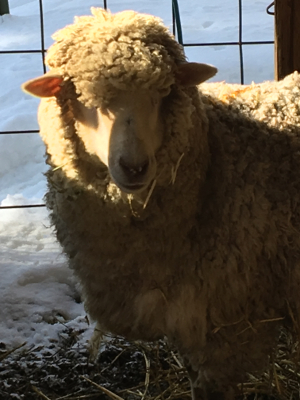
[116,182,148,194]
[109,167,155,194]
[108,158,157,194]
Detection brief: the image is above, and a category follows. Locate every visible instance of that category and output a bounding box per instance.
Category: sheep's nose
[119,157,149,180]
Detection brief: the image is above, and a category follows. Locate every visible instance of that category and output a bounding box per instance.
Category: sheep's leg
[186,363,225,400]
[88,322,104,361]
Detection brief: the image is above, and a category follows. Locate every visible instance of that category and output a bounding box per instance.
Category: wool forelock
[45,8,186,107]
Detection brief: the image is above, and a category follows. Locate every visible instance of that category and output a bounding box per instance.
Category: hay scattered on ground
[0,325,299,400]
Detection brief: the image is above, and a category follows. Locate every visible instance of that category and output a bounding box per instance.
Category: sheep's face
[76,90,163,193]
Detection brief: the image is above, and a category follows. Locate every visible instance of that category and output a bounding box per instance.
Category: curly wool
[46,8,186,107]
[201,72,300,129]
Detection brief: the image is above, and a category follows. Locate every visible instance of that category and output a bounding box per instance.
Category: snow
[0,0,274,350]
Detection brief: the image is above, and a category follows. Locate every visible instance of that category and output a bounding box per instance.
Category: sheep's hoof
[186,363,226,400]
[192,386,225,400]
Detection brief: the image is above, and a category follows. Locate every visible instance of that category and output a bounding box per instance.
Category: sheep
[22,7,300,400]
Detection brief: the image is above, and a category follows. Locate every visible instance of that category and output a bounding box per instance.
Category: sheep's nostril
[119,157,149,178]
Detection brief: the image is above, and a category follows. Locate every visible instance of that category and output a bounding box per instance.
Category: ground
[1,326,299,400]
[0,329,190,400]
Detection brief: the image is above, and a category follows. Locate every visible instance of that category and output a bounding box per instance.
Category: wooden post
[275,0,300,80]
[0,0,9,15]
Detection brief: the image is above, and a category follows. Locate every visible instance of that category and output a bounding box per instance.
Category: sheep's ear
[176,62,218,87]
[22,73,64,98]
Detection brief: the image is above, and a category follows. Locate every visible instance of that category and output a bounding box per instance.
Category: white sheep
[23,7,300,400]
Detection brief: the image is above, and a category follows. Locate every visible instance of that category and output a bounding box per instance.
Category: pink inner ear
[176,63,218,87]
[24,76,63,98]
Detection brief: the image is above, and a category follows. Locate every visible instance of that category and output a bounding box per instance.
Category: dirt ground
[0,326,190,400]
[0,325,299,400]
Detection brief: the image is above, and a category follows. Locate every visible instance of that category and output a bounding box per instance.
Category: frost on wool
[22,6,300,400]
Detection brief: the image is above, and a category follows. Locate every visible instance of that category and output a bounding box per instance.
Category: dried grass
[1,328,300,399]
[170,153,185,185]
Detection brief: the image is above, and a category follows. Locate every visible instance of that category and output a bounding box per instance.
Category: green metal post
[0,0,9,15]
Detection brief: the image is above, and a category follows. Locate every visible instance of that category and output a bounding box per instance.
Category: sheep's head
[22,8,217,193]
[23,62,216,193]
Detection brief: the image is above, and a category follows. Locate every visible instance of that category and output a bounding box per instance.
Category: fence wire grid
[0,0,274,210]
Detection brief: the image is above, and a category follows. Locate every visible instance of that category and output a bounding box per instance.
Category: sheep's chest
[48,180,202,341]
